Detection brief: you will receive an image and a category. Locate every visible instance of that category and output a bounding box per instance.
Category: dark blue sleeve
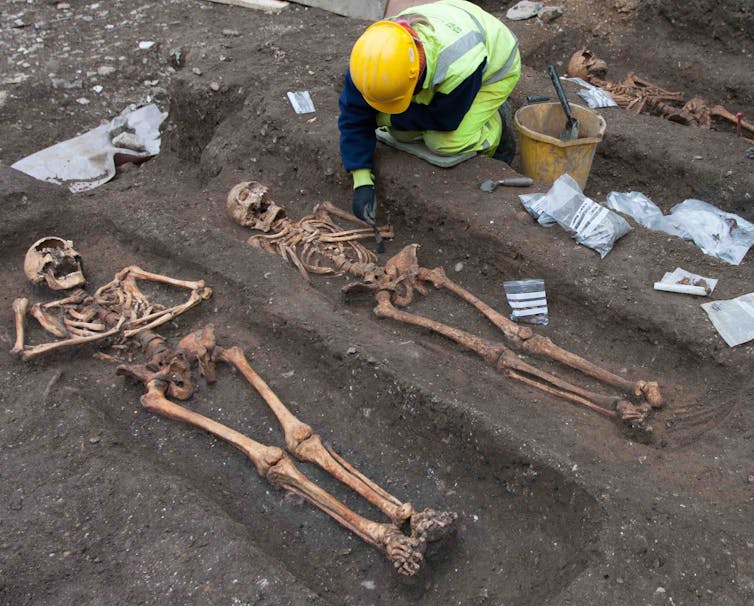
[338,71,378,172]
[390,59,486,132]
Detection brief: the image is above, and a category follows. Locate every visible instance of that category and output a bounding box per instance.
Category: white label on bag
[570,199,609,239]
[287,91,315,114]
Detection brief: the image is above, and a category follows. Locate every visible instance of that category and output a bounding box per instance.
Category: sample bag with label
[503,279,549,325]
[520,174,631,258]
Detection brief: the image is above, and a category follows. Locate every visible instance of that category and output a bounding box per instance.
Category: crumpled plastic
[561,76,618,109]
[11,103,166,193]
[520,174,631,258]
[606,192,754,265]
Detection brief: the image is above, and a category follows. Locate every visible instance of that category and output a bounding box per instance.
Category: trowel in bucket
[548,65,580,141]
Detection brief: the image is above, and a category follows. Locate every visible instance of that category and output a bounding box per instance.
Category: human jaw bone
[24,237,86,291]
[227,181,286,232]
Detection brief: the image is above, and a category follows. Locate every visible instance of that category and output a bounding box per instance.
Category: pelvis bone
[229,182,669,429]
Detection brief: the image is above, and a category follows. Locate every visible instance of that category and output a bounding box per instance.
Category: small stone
[76,97,90,105]
[360,580,375,590]
[92,85,103,93]
[209,81,220,92]
[346,346,357,355]
[138,41,156,50]
[97,65,116,76]
[57,3,71,9]
[222,29,241,37]
[454,262,464,272]
[191,67,202,76]
[506,1,543,20]
[88,436,100,444]
[748,474,754,483]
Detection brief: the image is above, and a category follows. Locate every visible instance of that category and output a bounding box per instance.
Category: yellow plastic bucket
[513,102,606,190]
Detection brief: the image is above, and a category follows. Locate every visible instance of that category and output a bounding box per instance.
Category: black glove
[352,185,377,224]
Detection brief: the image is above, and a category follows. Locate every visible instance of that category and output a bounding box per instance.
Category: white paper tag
[287,91,315,114]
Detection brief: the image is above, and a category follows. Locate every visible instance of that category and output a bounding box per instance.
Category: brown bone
[138,378,427,575]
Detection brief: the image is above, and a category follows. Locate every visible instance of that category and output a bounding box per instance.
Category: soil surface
[1,1,753,605]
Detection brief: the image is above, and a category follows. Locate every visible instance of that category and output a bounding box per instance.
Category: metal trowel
[548,65,580,141]
[479,177,534,192]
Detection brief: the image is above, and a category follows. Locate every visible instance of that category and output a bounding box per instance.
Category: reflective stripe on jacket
[396,0,520,105]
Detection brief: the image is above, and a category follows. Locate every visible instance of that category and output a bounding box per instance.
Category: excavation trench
[1,214,601,604]
[158,65,746,451]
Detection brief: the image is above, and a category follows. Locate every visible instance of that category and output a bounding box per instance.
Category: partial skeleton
[10,262,456,575]
[11,265,211,361]
[567,48,754,139]
[117,325,457,575]
[228,181,665,427]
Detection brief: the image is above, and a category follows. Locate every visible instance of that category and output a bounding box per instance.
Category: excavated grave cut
[1,222,601,604]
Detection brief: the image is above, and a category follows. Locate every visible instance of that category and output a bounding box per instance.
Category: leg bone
[10,298,28,357]
[140,379,428,575]
[418,267,662,407]
[216,344,415,525]
[374,291,632,421]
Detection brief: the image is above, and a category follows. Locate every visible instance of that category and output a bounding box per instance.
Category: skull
[227,181,286,233]
[567,48,608,81]
[24,237,86,291]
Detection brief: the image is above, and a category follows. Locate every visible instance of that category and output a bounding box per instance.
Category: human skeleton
[228,181,666,427]
[567,48,754,139]
[10,254,456,575]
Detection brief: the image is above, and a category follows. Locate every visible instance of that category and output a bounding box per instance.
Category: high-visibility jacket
[408,0,520,106]
[339,0,520,172]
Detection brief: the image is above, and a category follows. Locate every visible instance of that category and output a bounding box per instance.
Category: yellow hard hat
[349,21,420,114]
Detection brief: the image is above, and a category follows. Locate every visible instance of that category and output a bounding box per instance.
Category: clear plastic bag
[520,174,631,258]
[701,292,754,347]
[606,193,754,265]
[503,279,549,325]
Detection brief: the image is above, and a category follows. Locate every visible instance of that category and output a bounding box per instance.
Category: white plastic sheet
[11,104,166,193]
[561,76,618,109]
